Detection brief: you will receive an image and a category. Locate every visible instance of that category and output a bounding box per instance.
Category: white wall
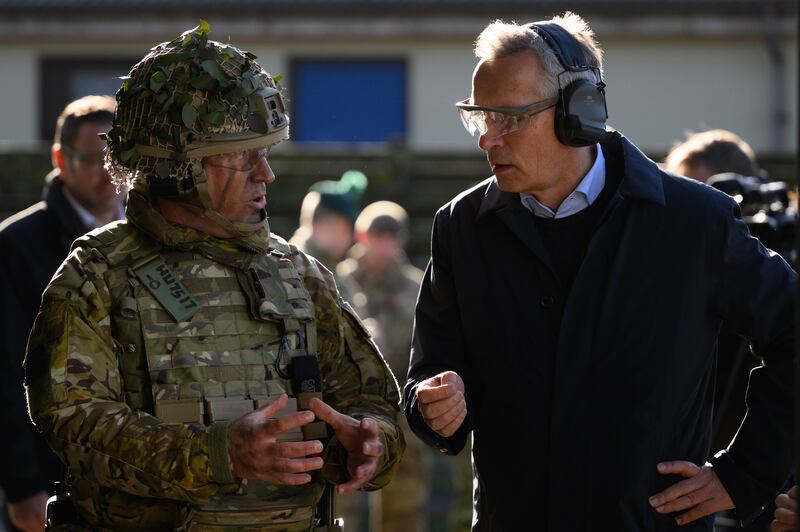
[604,36,798,155]
[0,30,795,156]
[0,46,39,143]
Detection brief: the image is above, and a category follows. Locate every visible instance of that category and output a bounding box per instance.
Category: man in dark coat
[0,95,121,531]
[403,12,794,532]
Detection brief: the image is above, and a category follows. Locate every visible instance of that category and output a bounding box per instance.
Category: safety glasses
[456,96,558,139]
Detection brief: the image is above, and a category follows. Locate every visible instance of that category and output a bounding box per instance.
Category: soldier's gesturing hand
[415,371,467,437]
[229,394,323,485]
[307,397,384,494]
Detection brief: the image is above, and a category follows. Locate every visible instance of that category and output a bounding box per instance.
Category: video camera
[707,172,796,267]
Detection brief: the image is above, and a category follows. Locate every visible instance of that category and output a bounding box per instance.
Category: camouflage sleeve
[24,245,238,504]
[299,254,405,490]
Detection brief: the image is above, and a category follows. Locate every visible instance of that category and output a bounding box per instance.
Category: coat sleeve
[24,245,239,505]
[303,257,405,490]
[705,195,796,524]
[403,208,475,455]
[0,230,47,501]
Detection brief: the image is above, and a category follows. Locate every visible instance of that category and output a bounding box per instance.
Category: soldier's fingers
[270,440,324,458]
[338,462,376,493]
[436,407,467,437]
[789,485,798,499]
[359,417,379,437]
[771,522,794,532]
[265,472,314,485]
[253,394,288,420]
[360,438,383,457]
[307,397,346,430]
[270,456,324,474]
[427,395,466,431]
[267,410,315,434]
[419,391,463,420]
[417,383,456,404]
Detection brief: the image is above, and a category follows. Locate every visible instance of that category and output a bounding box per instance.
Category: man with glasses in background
[404,12,795,531]
[0,95,121,532]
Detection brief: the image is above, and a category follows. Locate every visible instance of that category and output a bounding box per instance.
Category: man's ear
[52,144,67,175]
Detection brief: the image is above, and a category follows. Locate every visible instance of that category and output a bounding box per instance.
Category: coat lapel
[478,178,556,275]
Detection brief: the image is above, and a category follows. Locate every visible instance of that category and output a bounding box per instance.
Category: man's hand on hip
[7,491,48,532]
[649,461,734,526]
[307,397,384,494]
[770,485,797,532]
[415,371,467,438]
[229,394,324,485]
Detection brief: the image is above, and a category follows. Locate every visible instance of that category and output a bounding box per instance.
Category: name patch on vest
[135,257,200,322]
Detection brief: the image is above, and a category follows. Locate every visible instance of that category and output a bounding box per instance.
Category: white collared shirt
[63,187,124,230]
[520,144,605,219]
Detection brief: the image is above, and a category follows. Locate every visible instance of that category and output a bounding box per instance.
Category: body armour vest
[94,225,325,531]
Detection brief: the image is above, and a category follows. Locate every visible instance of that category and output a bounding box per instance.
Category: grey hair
[474,12,604,98]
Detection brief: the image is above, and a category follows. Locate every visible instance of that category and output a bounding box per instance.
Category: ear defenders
[526,21,608,147]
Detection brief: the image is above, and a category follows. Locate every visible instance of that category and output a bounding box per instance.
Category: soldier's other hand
[229,393,324,485]
[648,461,734,526]
[7,490,47,532]
[307,397,383,494]
[771,485,798,532]
[415,370,467,437]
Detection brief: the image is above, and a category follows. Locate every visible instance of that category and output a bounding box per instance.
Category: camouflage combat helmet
[105,20,288,236]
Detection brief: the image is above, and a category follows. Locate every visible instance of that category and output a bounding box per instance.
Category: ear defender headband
[527,21,609,147]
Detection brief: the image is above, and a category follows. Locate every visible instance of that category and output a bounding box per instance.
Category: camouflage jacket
[24,187,403,531]
[336,248,423,385]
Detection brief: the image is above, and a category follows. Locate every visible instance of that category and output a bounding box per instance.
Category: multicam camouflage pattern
[336,248,430,532]
[24,181,403,531]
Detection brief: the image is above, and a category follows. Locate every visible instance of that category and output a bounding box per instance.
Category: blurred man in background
[664,129,759,184]
[337,201,430,532]
[0,94,121,532]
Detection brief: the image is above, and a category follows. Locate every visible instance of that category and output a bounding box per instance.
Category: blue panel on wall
[291,60,406,142]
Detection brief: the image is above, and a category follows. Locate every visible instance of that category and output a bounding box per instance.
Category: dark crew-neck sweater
[531,142,624,297]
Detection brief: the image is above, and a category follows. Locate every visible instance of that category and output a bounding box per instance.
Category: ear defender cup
[528,21,608,147]
[555,78,608,147]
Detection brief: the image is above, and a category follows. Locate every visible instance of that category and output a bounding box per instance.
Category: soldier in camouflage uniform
[290,171,367,274]
[336,202,430,532]
[23,22,403,531]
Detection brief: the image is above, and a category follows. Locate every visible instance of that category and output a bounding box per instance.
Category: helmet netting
[105,21,282,192]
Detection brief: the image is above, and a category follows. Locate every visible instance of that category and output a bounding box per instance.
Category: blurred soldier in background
[337,201,430,532]
[23,23,402,531]
[0,94,120,532]
[290,170,367,273]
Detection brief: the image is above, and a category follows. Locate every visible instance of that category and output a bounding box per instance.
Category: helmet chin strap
[181,161,269,238]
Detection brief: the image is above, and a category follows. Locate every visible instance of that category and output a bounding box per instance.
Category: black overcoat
[0,173,82,500]
[404,133,795,531]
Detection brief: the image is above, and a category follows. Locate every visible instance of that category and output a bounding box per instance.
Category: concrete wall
[0,16,795,156]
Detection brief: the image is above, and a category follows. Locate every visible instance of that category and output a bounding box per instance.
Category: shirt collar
[62,187,124,230]
[520,143,605,219]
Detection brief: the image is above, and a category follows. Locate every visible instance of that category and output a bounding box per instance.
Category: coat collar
[42,170,91,238]
[477,132,665,220]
